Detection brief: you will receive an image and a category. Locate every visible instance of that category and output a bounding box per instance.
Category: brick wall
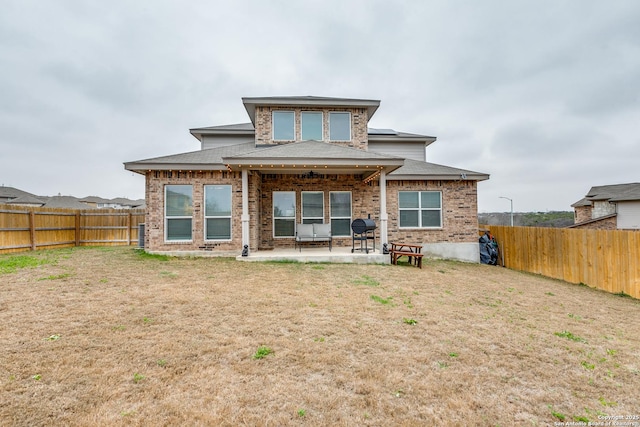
[144,170,257,252]
[258,173,379,249]
[386,180,479,244]
[257,174,479,249]
[574,205,592,224]
[254,106,369,150]
[570,215,617,230]
[144,171,481,252]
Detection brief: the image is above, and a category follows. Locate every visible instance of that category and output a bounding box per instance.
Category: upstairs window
[165,185,193,241]
[301,112,323,140]
[329,112,351,141]
[273,111,295,140]
[399,191,442,228]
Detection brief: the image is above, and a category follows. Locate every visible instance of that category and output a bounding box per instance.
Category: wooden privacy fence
[483,225,640,299]
[0,205,145,254]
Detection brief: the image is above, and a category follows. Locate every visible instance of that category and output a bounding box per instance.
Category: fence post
[29,210,36,251]
[75,212,81,247]
[127,211,132,246]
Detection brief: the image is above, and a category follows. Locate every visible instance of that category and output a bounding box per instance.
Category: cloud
[1,0,639,211]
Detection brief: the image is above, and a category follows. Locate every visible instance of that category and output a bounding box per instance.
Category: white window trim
[301,111,323,141]
[272,110,295,141]
[302,191,324,224]
[330,191,352,237]
[398,191,443,229]
[164,185,193,242]
[273,191,296,238]
[204,185,232,242]
[329,112,351,141]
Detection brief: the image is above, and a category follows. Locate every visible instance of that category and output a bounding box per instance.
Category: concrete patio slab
[236,247,390,264]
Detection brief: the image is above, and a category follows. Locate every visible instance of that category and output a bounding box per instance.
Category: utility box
[138,224,145,248]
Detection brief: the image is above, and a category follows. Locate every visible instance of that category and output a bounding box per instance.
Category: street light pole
[499,196,514,226]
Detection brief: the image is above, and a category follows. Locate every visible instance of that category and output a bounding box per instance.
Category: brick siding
[571,215,617,230]
[573,205,592,224]
[144,171,480,253]
[386,180,479,244]
[254,106,369,150]
[144,170,259,252]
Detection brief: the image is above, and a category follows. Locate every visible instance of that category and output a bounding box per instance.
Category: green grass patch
[253,345,274,360]
[133,373,145,383]
[554,330,587,343]
[38,273,72,281]
[352,275,379,286]
[0,255,50,274]
[134,249,169,261]
[402,318,417,325]
[613,291,632,298]
[370,295,392,305]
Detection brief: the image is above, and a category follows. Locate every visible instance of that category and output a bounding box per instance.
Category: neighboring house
[5,194,45,207]
[80,196,145,209]
[0,186,41,204]
[125,96,489,262]
[42,196,97,210]
[569,183,640,230]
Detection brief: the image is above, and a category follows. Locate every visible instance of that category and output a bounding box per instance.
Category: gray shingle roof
[43,196,95,209]
[6,194,45,205]
[0,186,38,200]
[225,140,402,161]
[585,183,640,202]
[571,197,591,207]
[124,142,257,171]
[242,96,381,124]
[388,158,489,181]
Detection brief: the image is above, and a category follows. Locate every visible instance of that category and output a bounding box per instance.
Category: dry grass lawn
[1,246,639,426]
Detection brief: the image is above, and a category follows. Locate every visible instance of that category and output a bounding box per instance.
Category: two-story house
[570,183,640,230]
[124,96,489,262]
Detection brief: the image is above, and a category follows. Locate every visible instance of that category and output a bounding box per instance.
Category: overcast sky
[1,1,638,212]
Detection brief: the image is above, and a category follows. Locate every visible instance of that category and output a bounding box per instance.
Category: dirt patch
[1,247,639,425]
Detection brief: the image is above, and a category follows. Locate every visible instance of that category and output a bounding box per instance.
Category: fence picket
[0,205,145,254]
[483,225,640,299]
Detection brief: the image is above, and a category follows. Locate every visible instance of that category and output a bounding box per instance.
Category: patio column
[379,170,388,251]
[241,168,250,256]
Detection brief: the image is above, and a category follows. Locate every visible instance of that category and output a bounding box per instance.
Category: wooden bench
[390,242,423,268]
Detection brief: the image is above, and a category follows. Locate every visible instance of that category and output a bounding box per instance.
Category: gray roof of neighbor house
[571,197,591,207]
[42,196,96,209]
[241,96,381,125]
[584,183,640,202]
[0,185,38,201]
[5,194,45,205]
[79,196,110,203]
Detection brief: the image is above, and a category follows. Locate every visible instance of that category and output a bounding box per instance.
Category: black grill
[351,218,377,254]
